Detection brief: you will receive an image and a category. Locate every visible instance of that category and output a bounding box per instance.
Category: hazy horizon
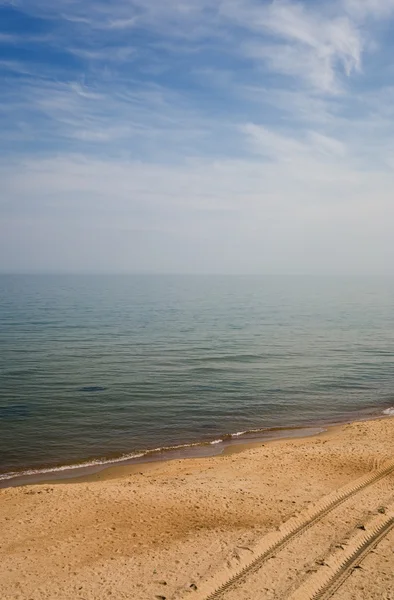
[2,272,394,279]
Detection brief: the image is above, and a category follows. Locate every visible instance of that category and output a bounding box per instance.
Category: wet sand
[1,416,393,599]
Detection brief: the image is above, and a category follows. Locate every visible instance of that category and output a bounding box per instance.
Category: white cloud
[3,0,394,273]
[243,42,343,93]
[223,0,363,93]
[0,75,214,152]
[4,0,376,95]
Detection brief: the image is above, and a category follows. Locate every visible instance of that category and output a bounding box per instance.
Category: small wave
[0,424,321,485]
[0,438,222,483]
[0,451,146,482]
[0,440,216,483]
[0,404,30,420]
[144,441,204,454]
[231,428,264,438]
[383,407,394,416]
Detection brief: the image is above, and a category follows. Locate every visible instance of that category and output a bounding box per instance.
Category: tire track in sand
[187,458,394,600]
[288,507,394,600]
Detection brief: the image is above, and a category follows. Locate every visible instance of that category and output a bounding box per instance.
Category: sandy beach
[1,416,394,600]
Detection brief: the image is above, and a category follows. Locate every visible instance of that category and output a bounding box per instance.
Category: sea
[1,274,394,486]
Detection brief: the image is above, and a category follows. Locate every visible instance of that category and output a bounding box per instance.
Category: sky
[1,0,394,274]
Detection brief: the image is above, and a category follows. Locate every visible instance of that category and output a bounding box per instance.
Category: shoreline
[1,414,394,599]
[1,404,393,489]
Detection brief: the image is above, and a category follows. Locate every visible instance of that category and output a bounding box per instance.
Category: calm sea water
[1,274,394,482]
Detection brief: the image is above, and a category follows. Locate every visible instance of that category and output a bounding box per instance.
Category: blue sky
[1,0,394,274]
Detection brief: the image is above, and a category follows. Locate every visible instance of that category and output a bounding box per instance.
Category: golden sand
[1,417,393,599]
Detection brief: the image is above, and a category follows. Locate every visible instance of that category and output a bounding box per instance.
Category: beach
[3,274,394,486]
[1,416,394,599]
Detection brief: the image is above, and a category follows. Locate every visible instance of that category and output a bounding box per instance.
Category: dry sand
[1,416,393,600]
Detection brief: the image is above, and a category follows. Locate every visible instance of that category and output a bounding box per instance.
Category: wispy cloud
[222,0,363,93]
[68,46,136,62]
[2,0,394,272]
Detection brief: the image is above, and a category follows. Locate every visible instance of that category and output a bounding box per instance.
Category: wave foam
[231,428,263,438]
[0,452,146,482]
[383,407,394,416]
[0,424,321,484]
[0,439,220,483]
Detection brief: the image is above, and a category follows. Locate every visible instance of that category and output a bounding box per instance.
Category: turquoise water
[1,274,394,482]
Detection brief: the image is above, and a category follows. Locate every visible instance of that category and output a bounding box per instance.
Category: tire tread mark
[289,511,394,600]
[191,458,394,600]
